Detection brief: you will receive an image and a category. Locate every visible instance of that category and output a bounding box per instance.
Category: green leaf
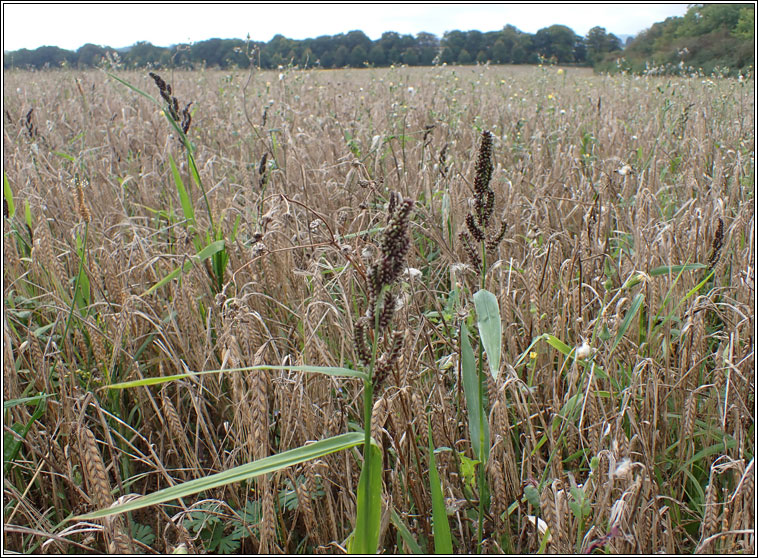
[72,432,365,521]
[4,396,46,467]
[649,263,706,276]
[350,438,383,554]
[542,333,572,356]
[390,508,425,554]
[524,484,541,509]
[144,239,225,295]
[428,419,452,554]
[104,363,367,390]
[460,322,489,462]
[3,393,52,410]
[3,172,15,218]
[612,292,644,352]
[24,199,32,231]
[473,289,501,381]
[458,453,480,491]
[169,153,195,229]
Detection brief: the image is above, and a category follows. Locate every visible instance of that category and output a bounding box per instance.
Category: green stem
[62,222,89,342]
[358,288,383,553]
[476,237,487,553]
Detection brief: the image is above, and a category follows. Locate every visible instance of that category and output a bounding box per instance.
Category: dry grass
[3,63,754,554]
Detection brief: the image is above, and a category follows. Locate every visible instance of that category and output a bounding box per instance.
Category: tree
[401,47,419,66]
[333,45,349,67]
[585,26,621,65]
[534,24,580,63]
[124,42,169,68]
[349,45,368,67]
[458,48,473,64]
[733,6,755,40]
[492,39,508,63]
[76,43,108,67]
[416,32,439,65]
[368,44,386,66]
[441,30,466,62]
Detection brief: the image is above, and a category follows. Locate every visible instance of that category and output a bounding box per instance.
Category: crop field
[2,63,754,554]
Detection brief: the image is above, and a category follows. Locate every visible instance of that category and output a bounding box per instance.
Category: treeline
[600,3,754,75]
[3,24,623,70]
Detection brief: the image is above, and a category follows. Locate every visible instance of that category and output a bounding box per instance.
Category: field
[2,63,755,554]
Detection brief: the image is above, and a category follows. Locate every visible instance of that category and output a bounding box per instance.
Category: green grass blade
[390,508,425,554]
[168,153,195,228]
[542,333,573,356]
[428,419,453,554]
[612,292,644,352]
[143,239,225,296]
[72,432,365,521]
[649,263,706,276]
[3,393,53,410]
[107,72,159,104]
[104,364,367,390]
[350,438,383,554]
[473,289,501,381]
[461,322,489,462]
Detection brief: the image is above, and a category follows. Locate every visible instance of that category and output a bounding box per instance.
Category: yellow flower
[557,68,564,75]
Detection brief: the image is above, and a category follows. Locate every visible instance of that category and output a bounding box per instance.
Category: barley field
[2,63,754,554]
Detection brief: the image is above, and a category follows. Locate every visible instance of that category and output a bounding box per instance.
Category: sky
[2,2,692,52]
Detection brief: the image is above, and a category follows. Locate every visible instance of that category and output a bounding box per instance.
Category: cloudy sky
[2,3,691,52]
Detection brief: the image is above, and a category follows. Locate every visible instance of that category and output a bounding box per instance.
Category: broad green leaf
[73,432,365,521]
[428,419,452,554]
[461,322,489,462]
[473,289,501,381]
[104,364,367,390]
[458,453,480,491]
[350,439,383,554]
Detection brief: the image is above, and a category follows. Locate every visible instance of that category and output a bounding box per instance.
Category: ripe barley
[78,425,112,510]
[161,390,186,450]
[700,475,719,542]
[540,482,557,551]
[249,345,269,460]
[488,457,507,532]
[680,392,697,461]
[259,481,276,553]
[72,176,91,223]
[33,223,67,293]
